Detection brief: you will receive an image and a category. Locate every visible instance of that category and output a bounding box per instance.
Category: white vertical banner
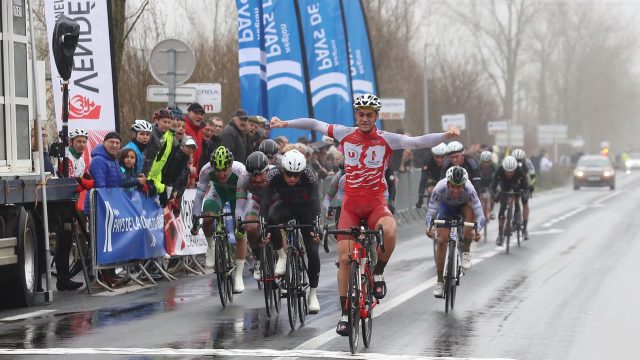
[44,0,117,134]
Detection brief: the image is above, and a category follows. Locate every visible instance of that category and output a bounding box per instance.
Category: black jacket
[220,122,249,164]
[161,147,190,198]
[260,167,320,218]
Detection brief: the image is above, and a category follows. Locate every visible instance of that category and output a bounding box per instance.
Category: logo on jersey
[343,143,362,167]
[364,145,385,168]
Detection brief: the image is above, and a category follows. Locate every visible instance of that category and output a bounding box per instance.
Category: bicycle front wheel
[286,248,299,329]
[348,261,361,354]
[261,245,274,318]
[445,240,456,313]
[215,237,229,308]
[298,255,308,325]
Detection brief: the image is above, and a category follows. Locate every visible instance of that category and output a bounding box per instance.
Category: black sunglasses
[283,170,302,178]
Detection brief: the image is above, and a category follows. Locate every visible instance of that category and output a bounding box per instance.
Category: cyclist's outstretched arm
[270,117,353,142]
[383,131,446,150]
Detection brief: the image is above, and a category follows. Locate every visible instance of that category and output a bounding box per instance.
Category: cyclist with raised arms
[269,92,460,336]
[192,146,249,293]
[259,149,322,314]
[416,142,447,208]
[511,149,535,240]
[426,166,486,297]
[490,156,529,246]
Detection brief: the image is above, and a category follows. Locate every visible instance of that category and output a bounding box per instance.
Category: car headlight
[626,160,631,167]
[603,170,612,177]
[575,170,584,177]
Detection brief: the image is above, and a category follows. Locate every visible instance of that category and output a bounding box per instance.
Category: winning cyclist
[259,149,322,314]
[426,166,485,297]
[478,150,498,220]
[192,146,249,293]
[511,149,535,240]
[416,142,447,208]
[490,156,529,246]
[269,92,460,335]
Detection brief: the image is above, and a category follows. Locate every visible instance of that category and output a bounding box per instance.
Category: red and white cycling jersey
[287,118,445,197]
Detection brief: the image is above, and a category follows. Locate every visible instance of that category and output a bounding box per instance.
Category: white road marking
[0,310,56,322]
[542,206,587,228]
[591,190,623,206]
[528,228,564,236]
[0,347,516,359]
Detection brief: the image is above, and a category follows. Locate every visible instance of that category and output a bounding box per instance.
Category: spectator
[199,117,223,171]
[90,132,144,189]
[147,110,180,202]
[124,120,153,175]
[399,149,414,173]
[297,136,310,145]
[274,136,288,152]
[247,116,265,152]
[183,102,206,171]
[162,136,198,215]
[117,148,141,192]
[54,128,93,291]
[540,150,553,172]
[220,109,250,163]
[31,127,55,173]
[144,108,173,175]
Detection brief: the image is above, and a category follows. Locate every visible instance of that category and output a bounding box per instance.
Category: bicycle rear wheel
[215,237,229,308]
[348,261,361,354]
[361,263,373,348]
[286,248,298,329]
[505,207,512,255]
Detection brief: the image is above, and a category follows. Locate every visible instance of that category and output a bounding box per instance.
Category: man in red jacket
[184,103,205,183]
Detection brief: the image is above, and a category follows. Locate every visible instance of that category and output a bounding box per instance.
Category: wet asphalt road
[0,171,639,359]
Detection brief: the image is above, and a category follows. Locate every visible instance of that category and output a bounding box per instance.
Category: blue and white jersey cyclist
[425,166,486,298]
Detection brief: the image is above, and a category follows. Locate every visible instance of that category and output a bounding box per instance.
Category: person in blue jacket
[124,120,153,175]
[90,132,145,189]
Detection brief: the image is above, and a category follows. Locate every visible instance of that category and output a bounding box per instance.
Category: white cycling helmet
[69,128,89,139]
[353,93,381,111]
[512,148,526,161]
[480,151,493,162]
[431,143,447,156]
[446,141,464,154]
[282,149,306,173]
[131,119,153,133]
[502,156,518,172]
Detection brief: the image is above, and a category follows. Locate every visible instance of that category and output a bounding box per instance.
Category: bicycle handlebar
[433,219,476,228]
[194,212,233,220]
[323,225,385,254]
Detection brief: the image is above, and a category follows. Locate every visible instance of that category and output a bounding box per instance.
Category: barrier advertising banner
[236,0,269,116]
[264,0,312,142]
[164,189,207,256]
[95,189,165,266]
[44,0,117,132]
[298,0,353,137]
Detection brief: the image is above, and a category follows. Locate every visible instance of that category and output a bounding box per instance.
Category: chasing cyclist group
[189,92,535,336]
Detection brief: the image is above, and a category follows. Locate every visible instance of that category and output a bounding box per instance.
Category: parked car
[574,155,615,190]
[624,152,640,171]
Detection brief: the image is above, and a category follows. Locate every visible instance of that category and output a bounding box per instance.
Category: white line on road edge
[0,310,56,322]
[591,190,623,206]
[542,206,587,228]
[0,348,516,359]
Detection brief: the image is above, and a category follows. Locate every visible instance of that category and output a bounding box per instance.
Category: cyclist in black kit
[260,149,322,314]
[490,156,529,246]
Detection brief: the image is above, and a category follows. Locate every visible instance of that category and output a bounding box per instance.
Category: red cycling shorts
[337,193,393,241]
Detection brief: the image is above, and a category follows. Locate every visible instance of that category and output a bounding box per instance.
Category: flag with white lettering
[44,0,118,133]
[298,0,354,137]
[263,0,312,142]
[341,0,377,100]
[236,0,269,116]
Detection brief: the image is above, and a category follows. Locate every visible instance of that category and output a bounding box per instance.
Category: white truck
[0,0,77,307]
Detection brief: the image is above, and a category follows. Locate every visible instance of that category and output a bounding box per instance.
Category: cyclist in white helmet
[259,149,322,314]
[416,142,447,208]
[490,156,529,246]
[511,149,535,240]
[426,166,485,297]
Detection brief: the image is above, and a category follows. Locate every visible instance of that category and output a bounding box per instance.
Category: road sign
[538,124,568,145]
[494,125,524,147]
[186,83,222,113]
[148,39,196,86]
[146,85,197,103]
[379,98,405,120]
[441,113,466,131]
[487,121,508,134]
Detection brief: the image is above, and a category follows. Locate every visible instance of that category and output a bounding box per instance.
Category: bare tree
[446,0,540,121]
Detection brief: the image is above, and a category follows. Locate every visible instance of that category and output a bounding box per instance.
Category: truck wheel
[0,207,38,307]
